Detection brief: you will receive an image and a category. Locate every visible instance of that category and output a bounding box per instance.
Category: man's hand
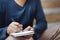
[7,22,23,35]
[23,26,34,39]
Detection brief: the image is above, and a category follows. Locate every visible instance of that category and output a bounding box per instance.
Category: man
[0,0,47,40]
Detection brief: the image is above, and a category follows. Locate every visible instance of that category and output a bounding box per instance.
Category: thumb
[24,26,32,31]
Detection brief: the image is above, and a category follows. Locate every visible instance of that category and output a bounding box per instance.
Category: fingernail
[20,24,23,26]
[28,26,31,27]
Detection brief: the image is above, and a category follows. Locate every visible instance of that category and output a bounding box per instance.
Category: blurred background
[41,0,60,27]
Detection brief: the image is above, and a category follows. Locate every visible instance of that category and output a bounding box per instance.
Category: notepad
[10,31,34,37]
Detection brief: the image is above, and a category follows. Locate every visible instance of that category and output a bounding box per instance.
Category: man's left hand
[23,26,34,39]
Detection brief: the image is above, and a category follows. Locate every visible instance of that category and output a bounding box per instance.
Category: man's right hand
[7,22,23,35]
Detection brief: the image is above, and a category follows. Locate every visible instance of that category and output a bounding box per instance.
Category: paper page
[10,31,34,37]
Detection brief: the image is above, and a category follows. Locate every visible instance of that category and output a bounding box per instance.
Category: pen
[10,18,34,32]
[10,18,23,32]
[10,18,15,22]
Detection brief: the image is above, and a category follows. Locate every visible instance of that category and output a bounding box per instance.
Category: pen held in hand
[10,18,23,32]
[10,18,34,32]
[10,18,15,22]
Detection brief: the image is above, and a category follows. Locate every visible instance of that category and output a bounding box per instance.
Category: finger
[9,25,20,33]
[7,27,13,34]
[27,26,32,31]
[18,24,23,29]
[24,26,32,31]
[15,24,23,30]
[12,22,23,30]
[15,24,23,31]
[9,27,18,33]
[7,27,11,34]
[24,35,33,39]
[11,25,21,32]
[30,28,34,31]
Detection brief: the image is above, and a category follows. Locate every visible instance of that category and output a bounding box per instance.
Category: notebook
[10,31,34,37]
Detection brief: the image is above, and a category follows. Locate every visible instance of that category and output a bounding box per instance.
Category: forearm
[33,21,47,40]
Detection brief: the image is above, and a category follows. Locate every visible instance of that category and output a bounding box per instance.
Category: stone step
[41,0,60,8]
[46,13,60,22]
[43,8,60,14]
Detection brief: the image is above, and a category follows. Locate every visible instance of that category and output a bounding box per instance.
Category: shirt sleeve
[33,0,47,40]
[0,1,8,40]
[0,27,8,40]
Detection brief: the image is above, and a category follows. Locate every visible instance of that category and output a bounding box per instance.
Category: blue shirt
[0,0,47,40]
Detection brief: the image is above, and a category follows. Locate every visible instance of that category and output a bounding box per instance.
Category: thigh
[26,38,33,40]
[39,26,60,40]
[54,34,60,40]
[5,36,26,40]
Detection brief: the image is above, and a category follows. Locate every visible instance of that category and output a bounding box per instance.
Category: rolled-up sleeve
[33,0,47,40]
